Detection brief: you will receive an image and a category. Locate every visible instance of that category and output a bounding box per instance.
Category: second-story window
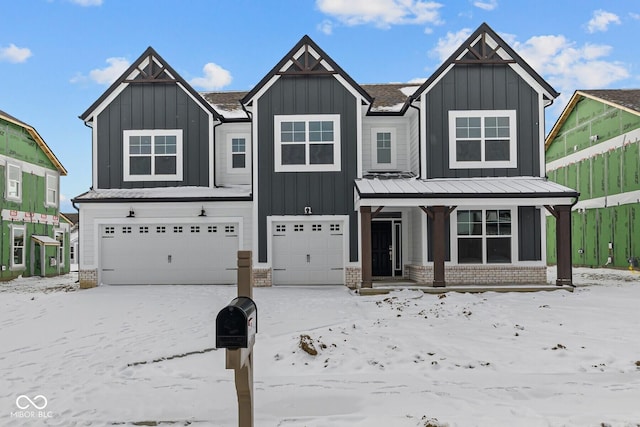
[45,173,58,207]
[6,163,21,201]
[123,129,183,181]
[227,134,250,173]
[371,128,396,169]
[448,110,517,169]
[274,114,341,172]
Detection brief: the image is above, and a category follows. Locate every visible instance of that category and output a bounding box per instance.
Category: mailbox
[216,297,257,349]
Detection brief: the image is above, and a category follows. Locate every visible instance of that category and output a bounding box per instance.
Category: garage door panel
[101,222,239,285]
[272,220,344,285]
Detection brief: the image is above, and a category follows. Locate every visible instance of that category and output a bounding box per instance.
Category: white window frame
[451,207,517,265]
[371,128,397,169]
[448,110,517,169]
[274,114,341,172]
[10,224,26,270]
[6,163,22,202]
[55,229,65,267]
[227,133,250,174]
[123,129,183,182]
[45,173,58,207]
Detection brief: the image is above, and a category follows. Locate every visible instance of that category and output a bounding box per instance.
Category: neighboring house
[61,212,79,266]
[0,109,69,280]
[73,23,578,289]
[545,90,640,268]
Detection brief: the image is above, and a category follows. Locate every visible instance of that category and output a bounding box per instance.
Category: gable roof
[411,22,559,103]
[241,35,373,106]
[0,109,67,175]
[79,46,224,122]
[545,89,640,149]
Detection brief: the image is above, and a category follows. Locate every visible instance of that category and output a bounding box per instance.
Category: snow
[1,268,640,426]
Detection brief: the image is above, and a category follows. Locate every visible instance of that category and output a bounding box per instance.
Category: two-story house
[1,109,69,279]
[73,23,578,289]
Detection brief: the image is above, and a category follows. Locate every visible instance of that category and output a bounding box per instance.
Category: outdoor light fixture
[126,209,135,218]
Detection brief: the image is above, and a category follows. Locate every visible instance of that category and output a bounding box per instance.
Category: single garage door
[101,222,239,285]
[272,220,344,285]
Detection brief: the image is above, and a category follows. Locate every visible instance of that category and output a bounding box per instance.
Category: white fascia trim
[559,189,640,213]
[266,214,350,269]
[244,75,281,107]
[547,128,640,171]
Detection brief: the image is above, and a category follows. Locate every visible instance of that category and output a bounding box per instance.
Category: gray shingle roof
[580,89,640,114]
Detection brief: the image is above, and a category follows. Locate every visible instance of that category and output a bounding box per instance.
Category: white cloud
[514,35,629,90]
[69,0,103,6]
[430,28,472,62]
[71,57,130,85]
[316,0,443,29]
[473,0,497,11]
[586,10,621,33]
[189,62,232,90]
[629,12,640,20]
[0,43,32,63]
[318,19,334,35]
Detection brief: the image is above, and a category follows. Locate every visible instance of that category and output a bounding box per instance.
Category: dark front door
[371,221,392,276]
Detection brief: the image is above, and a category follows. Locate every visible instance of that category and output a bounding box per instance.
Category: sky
[1,0,639,213]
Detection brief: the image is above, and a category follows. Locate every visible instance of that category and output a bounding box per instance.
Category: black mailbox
[216,297,257,349]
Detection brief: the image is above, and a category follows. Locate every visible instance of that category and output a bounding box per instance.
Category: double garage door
[101,222,239,285]
[272,220,344,285]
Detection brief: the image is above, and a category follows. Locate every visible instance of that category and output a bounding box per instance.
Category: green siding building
[0,109,69,280]
[545,90,640,268]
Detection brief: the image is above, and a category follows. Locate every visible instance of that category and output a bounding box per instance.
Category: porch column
[432,206,447,287]
[360,206,372,288]
[555,205,573,287]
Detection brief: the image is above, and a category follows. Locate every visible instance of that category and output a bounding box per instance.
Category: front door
[372,221,392,276]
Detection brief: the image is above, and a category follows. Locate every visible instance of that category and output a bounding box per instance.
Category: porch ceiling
[355,176,579,207]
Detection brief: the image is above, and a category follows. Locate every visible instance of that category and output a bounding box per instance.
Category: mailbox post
[216,250,256,427]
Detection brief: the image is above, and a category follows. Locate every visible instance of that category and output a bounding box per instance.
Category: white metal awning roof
[73,185,252,203]
[355,176,579,207]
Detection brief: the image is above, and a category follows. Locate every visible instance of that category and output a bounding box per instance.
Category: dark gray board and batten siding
[425,64,541,179]
[96,83,210,189]
[256,75,359,263]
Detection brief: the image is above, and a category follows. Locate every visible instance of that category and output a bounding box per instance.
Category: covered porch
[355,176,579,288]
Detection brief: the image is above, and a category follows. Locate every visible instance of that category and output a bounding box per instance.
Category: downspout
[213,120,224,188]
[240,103,254,198]
[72,200,80,283]
[408,101,422,179]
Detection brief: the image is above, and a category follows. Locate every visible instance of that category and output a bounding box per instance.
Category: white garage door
[272,220,344,285]
[101,222,239,285]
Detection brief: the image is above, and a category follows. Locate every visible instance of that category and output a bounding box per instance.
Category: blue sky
[1,0,638,213]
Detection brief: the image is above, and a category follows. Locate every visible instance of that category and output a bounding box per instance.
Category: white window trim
[55,229,65,268]
[371,128,397,170]
[6,163,22,202]
[450,207,517,265]
[123,129,183,182]
[45,173,58,208]
[448,110,517,169]
[274,114,341,172]
[10,224,26,270]
[227,133,250,174]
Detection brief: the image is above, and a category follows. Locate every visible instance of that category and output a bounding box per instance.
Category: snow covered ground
[1,268,639,427]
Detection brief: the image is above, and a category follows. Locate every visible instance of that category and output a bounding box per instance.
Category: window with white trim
[11,225,25,269]
[6,163,21,201]
[45,173,58,207]
[456,209,512,264]
[123,129,183,181]
[274,114,341,172]
[371,128,396,169]
[448,110,517,169]
[227,134,250,173]
[55,230,65,267]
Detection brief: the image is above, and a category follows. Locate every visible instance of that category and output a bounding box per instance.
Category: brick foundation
[345,267,362,289]
[252,268,272,287]
[79,269,98,289]
[404,264,547,285]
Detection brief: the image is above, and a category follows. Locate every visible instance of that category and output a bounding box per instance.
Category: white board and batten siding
[268,216,349,285]
[79,201,252,285]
